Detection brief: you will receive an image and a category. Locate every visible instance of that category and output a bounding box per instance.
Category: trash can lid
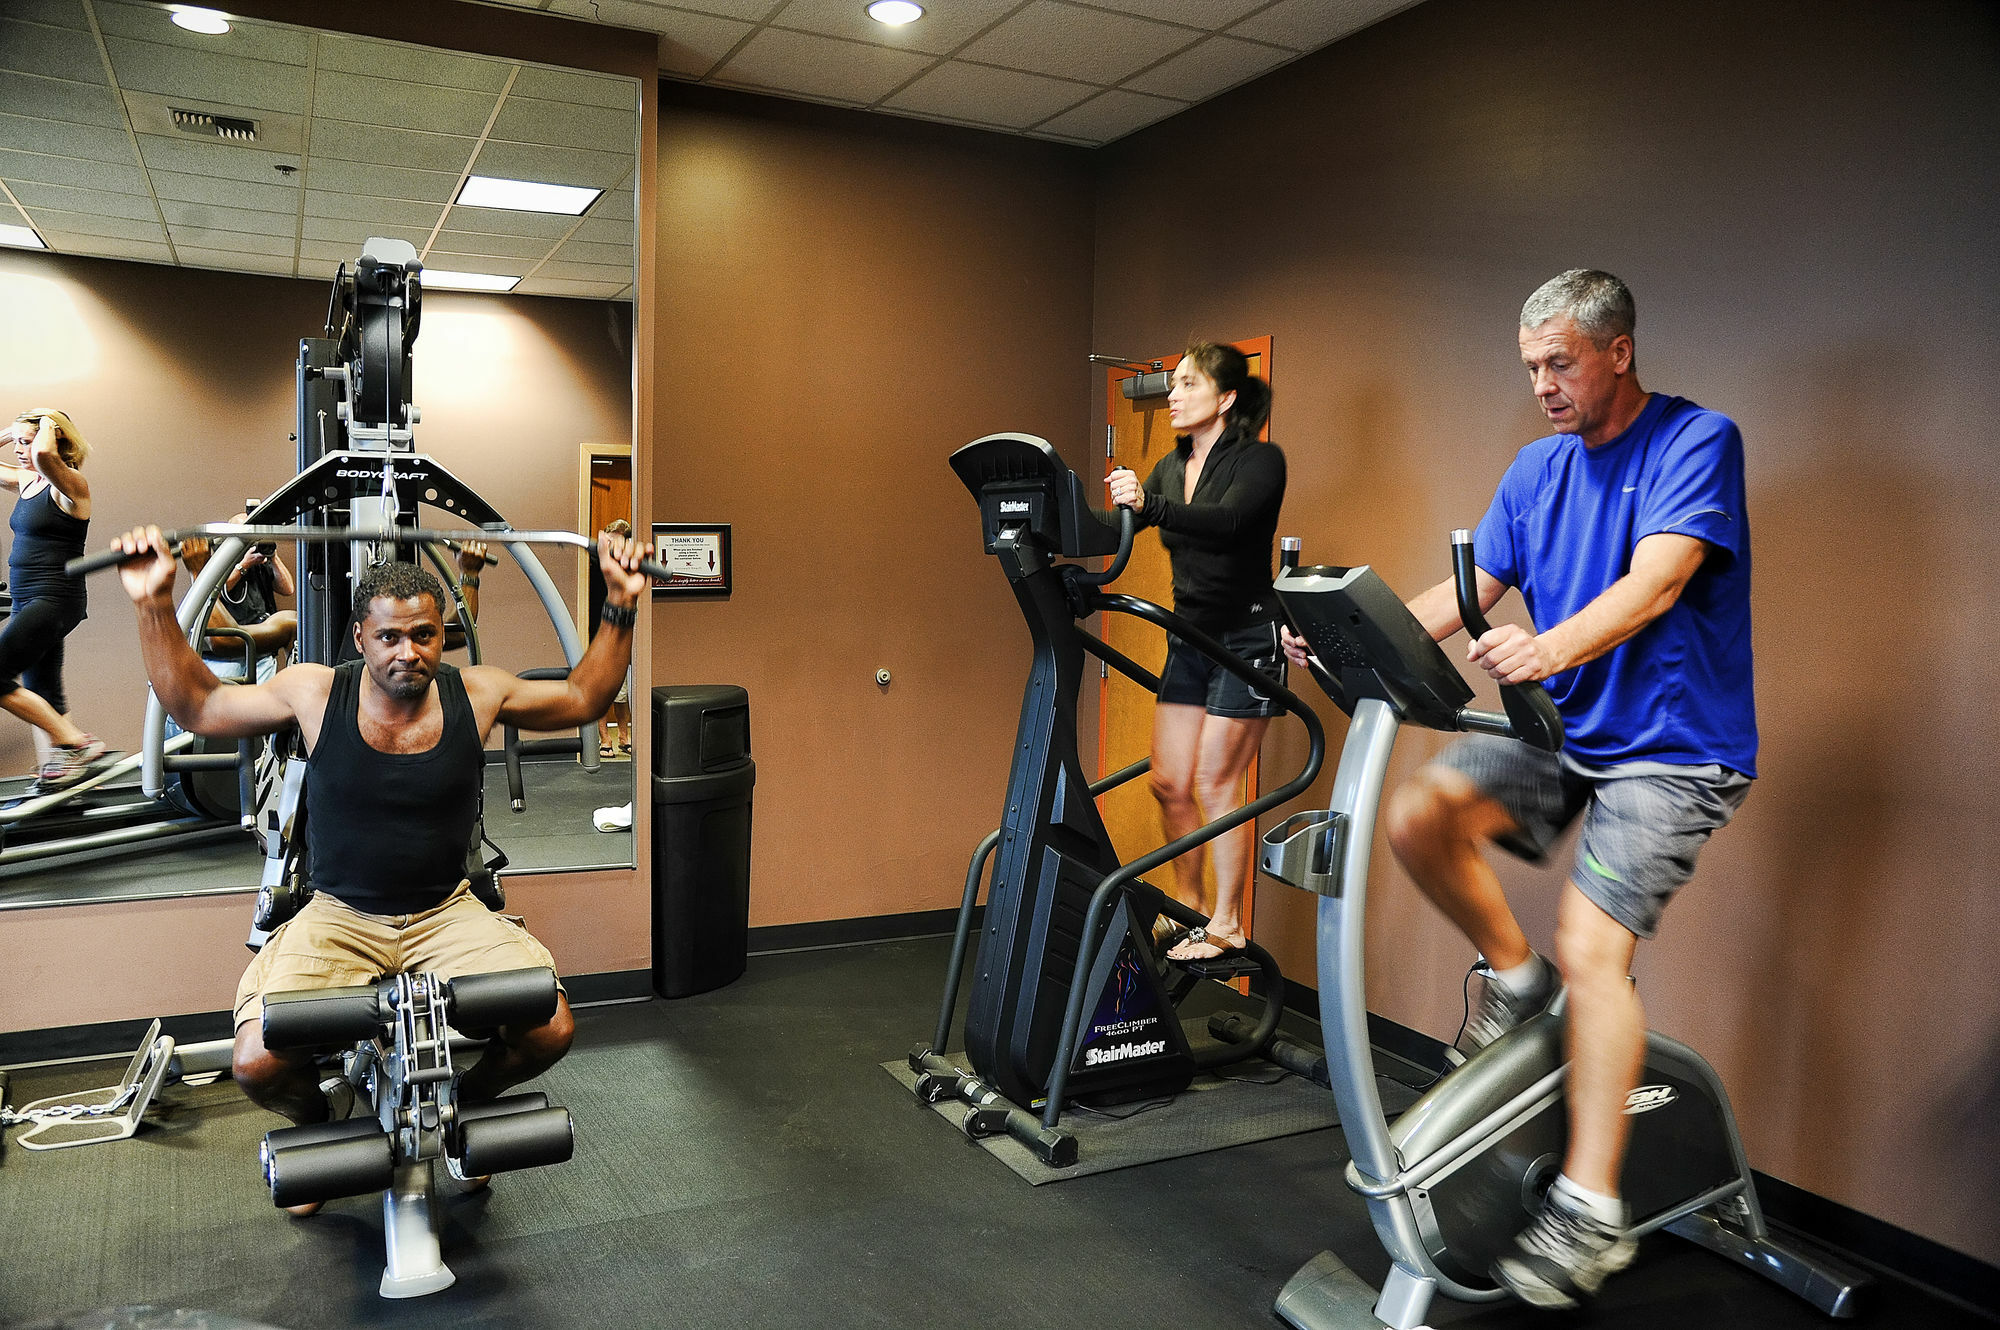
[651,685,750,776]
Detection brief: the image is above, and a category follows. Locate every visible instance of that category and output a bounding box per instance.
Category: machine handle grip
[67,526,673,584]
[1073,506,1135,587]
[1450,529,1564,753]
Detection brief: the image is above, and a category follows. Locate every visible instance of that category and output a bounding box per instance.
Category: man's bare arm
[1467,533,1709,684]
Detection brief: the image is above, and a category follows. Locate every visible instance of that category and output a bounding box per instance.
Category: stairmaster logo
[1083,1039,1167,1067]
[1624,1085,1678,1115]
[998,500,1031,514]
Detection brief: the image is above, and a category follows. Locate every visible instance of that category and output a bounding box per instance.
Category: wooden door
[1097,338,1271,934]
[578,445,633,628]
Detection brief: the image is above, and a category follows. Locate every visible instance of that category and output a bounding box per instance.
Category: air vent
[170,108,258,142]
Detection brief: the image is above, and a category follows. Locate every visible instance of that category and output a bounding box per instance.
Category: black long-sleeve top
[1136,424,1286,631]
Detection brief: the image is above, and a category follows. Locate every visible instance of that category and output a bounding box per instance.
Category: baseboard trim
[748,906,973,955]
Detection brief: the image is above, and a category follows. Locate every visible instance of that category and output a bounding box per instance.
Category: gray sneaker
[1494,1185,1637,1308]
[1456,954,1554,1056]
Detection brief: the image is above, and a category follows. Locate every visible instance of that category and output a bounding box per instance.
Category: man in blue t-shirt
[1287,269,1756,1309]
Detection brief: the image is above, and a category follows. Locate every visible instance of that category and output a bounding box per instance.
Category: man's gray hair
[1520,269,1636,347]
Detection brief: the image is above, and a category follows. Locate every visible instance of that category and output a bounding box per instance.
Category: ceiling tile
[299,239,376,265]
[508,66,638,112]
[488,97,637,156]
[21,208,165,243]
[149,168,301,213]
[41,232,175,263]
[174,246,296,276]
[301,216,432,248]
[960,3,1199,86]
[94,1,314,65]
[1105,0,1270,26]
[0,112,137,166]
[136,134,297,186]
[309,120,479,175]
[516,277,629,299]
[547,239,632,268]
[422,250,537,277]
[436,203,579,239]
[636,9,755,80]
[884,61,1094,130]
[1124,34,1291,102]
[1227,0,1416,52]
[427,229,557,261]
[160,199,298,234]
[6,180,157,220]
[1032,87,1184,142]
[471,140,631,191]
[589,186,636,223]
[7,2,89,31]
[710,28,933,105]
[769,0,1021,58]
[303,189,443,229]
[0,19,106,84]
[0,147,147,194]
[567,215,633,246]
[531,259,635,283]
[312,71,499,138]
[103,36,310,114]
[0,73,124,128]
[165,224,294,255]
[313,34,514,93]
[306,157,463,205]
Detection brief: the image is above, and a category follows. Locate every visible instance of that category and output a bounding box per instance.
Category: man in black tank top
[113,524,652,1206]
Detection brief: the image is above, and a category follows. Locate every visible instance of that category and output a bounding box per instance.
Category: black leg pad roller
[265,1130,395,1207]
[454,1106,573,1175]
[456,1092,549,1125]
[445,967,558,1030]
[263,983,386,1050]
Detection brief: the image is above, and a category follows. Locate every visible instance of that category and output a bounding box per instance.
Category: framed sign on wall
[650,523,731,595]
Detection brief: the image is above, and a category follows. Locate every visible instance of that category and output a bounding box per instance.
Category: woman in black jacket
[1106,343,1285,961]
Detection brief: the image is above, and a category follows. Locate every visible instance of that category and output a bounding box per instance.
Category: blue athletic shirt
[1472,393,1757,776]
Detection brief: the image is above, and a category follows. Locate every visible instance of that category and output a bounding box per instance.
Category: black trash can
[650,685,755,998]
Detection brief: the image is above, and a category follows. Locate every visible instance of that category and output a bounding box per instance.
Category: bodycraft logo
[1082,1039,1167,1067]
[1624,1085,1678,1115]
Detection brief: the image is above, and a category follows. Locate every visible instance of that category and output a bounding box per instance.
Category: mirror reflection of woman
[1106,344,1285,962]
[0,409,112,788]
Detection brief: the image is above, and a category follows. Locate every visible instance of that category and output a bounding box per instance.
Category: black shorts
[1157,620,1283,719]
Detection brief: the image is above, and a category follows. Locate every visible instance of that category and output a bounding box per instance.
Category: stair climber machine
[907,433,1327,1167]
[1259,531,1870,1329]
[63,238,680,1297]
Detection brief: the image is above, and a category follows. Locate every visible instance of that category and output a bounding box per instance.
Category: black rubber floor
[0,938,1988,1330]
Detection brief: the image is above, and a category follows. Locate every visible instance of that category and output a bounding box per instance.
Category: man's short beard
[376,666,432,700]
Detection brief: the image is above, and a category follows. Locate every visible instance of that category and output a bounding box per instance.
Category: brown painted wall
[650,87,1096,929]
[1091,0,2000,1264]
[0,249,640,1031]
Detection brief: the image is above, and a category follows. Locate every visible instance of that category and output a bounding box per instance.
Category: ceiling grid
[0,0,1417,294]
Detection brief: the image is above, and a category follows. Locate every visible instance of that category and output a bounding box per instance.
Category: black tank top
[307,660,483,914]
[9,485,88,607]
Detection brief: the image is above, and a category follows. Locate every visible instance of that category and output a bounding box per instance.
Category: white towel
[592,802,633,832]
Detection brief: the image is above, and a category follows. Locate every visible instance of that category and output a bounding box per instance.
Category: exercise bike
[1259,531,1869,1328]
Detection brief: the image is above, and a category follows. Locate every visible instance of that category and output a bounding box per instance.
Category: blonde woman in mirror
[0,410,114,789]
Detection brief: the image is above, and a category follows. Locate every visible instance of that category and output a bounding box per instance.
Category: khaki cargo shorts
[235,880,560,1028]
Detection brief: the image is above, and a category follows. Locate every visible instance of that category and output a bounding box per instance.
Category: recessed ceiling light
[867,0,923,25]
[456,175,601,216]
[168,6,231,35]
[0,223,47,250]
[420,269,520,293]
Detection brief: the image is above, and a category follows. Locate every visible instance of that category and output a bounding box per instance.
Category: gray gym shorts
[1434,735,1752,939]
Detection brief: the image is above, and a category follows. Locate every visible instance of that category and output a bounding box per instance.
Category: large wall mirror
[0,0,641,910]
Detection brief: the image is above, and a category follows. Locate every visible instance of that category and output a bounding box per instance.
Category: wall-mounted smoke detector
[171,108,259,142]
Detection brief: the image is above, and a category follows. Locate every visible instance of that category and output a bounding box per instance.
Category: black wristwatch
[601,600,637,630]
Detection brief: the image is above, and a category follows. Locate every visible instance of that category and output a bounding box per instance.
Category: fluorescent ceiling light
[456,175,601,216]
[168,6,232,34]
[0,224,47,250]
[868,0,923,24]
[420,269,520,293]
